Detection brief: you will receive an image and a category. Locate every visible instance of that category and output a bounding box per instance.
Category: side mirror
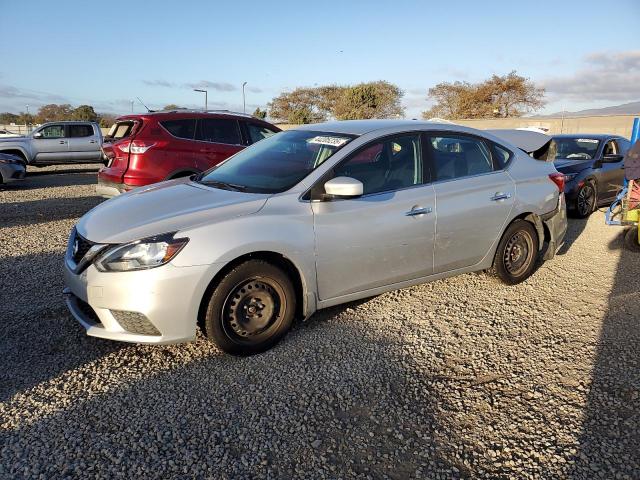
[323,176,363,199]
[33,132,43,139]
[602,154,624,163]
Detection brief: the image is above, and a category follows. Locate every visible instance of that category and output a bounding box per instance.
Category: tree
[73,105,98,122]
[16,112,34,125]
[268,81,404,123]
[252,107,267,119]
[0,112,19,124]
[35,104,74,123]
[333,81,404,120]
[163,104,182,110]
[97,113,117,128]
[268,87,333,124]
[422,71,545,120]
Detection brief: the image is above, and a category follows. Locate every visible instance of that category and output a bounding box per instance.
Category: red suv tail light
[117,140,156,154]
[548,173,565,192]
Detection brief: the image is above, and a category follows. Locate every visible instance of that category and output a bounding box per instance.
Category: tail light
[117,140,156,154]
[548,173,565,192]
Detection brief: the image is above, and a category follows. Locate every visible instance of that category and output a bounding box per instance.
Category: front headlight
[95,232,188,272]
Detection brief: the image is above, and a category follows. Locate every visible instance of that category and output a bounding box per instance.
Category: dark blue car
[548,134,631,217]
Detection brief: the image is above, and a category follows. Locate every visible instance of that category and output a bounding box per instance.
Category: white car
[0,129,20,138]
[64,120,567,355]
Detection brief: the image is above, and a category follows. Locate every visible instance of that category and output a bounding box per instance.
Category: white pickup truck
[0,121,103,166]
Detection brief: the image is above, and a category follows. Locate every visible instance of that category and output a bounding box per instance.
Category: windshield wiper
[198,179,247,192]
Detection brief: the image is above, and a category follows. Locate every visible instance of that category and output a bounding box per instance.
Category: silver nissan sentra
[64,120,567,355]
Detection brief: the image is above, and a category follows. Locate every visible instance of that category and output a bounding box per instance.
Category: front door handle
[405,206,432,216]
[59,140,67,144]
[490,193,512,201]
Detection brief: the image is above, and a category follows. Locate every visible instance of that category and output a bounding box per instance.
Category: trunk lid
[102,120,140,182]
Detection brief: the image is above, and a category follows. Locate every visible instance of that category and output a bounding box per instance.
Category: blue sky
[2,0,639,118]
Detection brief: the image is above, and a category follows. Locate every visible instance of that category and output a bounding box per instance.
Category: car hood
[554,159,593,173]
[77,179,269,244]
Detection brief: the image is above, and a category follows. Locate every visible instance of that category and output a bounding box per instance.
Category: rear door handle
[405,206,432,216]
[490,193,512,201]
[59,140,67,144]
[89,140,97,144]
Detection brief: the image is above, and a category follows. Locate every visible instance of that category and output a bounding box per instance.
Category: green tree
[253,107,267,119]
[333,81,404,120]
[422,71,545,120]
[0,112,19,124]
[163,104,182,110]
[17,112,35,125]
[97,113,117,128]
[35,104,74,123]
[268,87,335,124]
[73,105,98,122]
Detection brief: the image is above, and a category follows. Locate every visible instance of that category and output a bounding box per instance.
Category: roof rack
[205,109,254,118]
[148,109,255,118]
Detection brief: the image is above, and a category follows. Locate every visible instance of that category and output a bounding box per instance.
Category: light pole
[242,82,247,113]
[194,89,208,111]
[25,105,30,133]
[130,100,134,113]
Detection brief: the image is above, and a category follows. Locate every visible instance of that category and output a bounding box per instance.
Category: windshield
[549,137,601,160]
[197,130,355,193]
[106,121,137,141]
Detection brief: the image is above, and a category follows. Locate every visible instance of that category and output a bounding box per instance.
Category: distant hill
[536,100,640,118]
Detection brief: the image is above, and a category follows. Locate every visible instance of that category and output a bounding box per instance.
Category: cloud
[541,50,640,102]
[0,84,70,105]
[142,79,176,87]
[185,81,237,92]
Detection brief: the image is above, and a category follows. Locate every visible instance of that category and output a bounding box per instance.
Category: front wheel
[203,260,296,355]
[489,219,539,285]
[574,182,597,218]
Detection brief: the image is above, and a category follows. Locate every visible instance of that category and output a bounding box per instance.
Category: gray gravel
[1,165,639,479]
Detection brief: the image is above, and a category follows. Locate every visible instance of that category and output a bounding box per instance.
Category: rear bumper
[542,193,568,260]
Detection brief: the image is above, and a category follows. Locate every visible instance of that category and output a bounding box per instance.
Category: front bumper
[0,163,26,183]
[63,258,221,344]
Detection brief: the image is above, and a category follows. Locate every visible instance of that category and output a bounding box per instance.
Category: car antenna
[136,97,155,113]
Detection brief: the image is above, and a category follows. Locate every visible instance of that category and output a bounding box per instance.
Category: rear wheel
[575,182,597,218]
[489,219,539,285]
[203,260,296,355]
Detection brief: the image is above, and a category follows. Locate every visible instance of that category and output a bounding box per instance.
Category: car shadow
[569,228,640,477]
[0,251,125,403]
[0,297,463,478]
[557,217,590,255]
[1,167,100,191]
[0,196,103,228]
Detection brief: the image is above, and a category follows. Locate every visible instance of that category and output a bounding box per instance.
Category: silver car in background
[63,120,567,355]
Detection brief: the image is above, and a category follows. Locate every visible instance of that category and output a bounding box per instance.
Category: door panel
[433,172,514,273]
[66,124,100,161]
[313,185,436,300]
[596,140,625,201]
[32,124,69,162]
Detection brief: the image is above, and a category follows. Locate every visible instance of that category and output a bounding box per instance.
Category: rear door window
[428,135,495,181]
[246,123,278,144]
[160,119,196,140]
[68,124,94,137]
[196,118,241,145]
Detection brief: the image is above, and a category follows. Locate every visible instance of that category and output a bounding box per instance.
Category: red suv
[97,111,280,197]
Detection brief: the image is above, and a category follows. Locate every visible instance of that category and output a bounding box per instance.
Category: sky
[1,0,639,119]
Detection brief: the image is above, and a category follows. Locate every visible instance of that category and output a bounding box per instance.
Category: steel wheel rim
[222,277,286,343]
[577,185,595,216]
[503,230,534,276]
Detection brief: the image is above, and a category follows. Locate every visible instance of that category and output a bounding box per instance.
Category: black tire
[489,219,539,285]
[574,182,597,218]
[203,260,296,355]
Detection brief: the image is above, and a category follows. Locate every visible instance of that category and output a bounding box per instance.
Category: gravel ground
[1,165,639,479]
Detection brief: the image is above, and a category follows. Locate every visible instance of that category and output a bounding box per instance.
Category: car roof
[293,119,434,135]
[551,133,615,140]
[116,110,274,124]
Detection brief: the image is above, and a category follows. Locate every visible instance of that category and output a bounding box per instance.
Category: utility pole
[242,82,247,113]
[194,89,208,111]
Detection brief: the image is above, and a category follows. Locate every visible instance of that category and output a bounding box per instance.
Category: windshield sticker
[307,136,349,147]
[577,139,599,144]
